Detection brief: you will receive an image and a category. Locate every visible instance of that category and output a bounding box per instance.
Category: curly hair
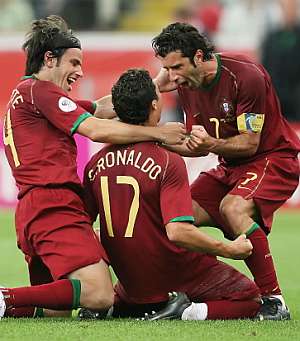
[152,22,214,65]
[22,15,81,75]
[111,69,158,125]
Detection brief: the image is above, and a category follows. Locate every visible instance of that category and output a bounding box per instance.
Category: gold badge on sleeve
[237,113,265,133]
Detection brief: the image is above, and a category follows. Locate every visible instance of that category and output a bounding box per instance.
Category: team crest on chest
[219,98,235,122]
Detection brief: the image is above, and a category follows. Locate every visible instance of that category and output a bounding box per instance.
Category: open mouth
[67,77,76,85]
[66,77,77,91]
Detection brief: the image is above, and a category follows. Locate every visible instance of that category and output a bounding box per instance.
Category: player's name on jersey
[88,149,162,181]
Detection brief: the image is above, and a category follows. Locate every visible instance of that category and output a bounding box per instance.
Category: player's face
[160,51,204,89]
[52,48,83,92]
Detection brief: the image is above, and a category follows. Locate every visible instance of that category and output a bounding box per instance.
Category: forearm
[207,132,259,158]
[78,116,162,144]
[166,223,231,258]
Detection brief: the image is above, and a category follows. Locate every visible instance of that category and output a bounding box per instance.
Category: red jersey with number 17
[3,77,93,198]
[178,52,300,165]
[84,142,218,304]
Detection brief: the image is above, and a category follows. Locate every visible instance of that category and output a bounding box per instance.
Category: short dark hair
[152,22,214,64]
[22,15,81,75]
[111,69,158,125]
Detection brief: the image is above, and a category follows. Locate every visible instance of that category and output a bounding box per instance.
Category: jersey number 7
[100,176,140,238]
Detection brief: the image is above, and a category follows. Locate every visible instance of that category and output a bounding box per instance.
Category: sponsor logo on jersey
[58,97,77,112]
[237,113,265,133]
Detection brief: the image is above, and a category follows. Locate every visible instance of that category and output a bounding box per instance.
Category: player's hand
[154,68,178,92]
[158,122,186,145]
[94,95,117,119]
[186,125,215,153]
[227,234,253,259]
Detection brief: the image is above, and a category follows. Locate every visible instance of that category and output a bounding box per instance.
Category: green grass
[1,209,300,340]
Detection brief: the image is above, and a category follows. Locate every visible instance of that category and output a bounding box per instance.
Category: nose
[168,69,178,82]
[76,65,83,78]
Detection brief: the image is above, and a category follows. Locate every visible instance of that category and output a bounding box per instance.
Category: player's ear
[152,99,158,110]
[44,51,55,68]
[194,50,203,65]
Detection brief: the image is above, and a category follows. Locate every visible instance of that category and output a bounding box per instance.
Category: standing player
[82,68,263,321]
[0,16,185,319]
[151,22,300,319]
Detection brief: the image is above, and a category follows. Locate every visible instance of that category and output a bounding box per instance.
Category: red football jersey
[178,52,300,165]
[84,142,217,303]
[3,77,92,198]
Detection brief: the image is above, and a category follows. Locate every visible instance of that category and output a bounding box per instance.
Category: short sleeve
[33,81,92,136]
[75,100,96,115]
[236,67,267,116]
[160,151,194,225]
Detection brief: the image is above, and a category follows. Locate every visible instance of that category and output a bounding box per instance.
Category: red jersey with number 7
[178,52,300,165]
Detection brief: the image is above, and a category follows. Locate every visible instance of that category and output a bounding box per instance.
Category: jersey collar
[200,54,221,91]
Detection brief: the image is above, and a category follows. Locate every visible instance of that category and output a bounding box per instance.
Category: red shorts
[191,155,299,237]
[16,187,106,281]
[112,260,259,318]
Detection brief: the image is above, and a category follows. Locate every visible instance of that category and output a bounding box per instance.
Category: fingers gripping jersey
[178,53,300,164]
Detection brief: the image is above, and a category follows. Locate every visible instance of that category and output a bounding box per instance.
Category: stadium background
[1,0,300,208]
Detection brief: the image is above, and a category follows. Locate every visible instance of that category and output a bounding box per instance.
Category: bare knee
[220,195,242,221]
[69,260,114,310]
[220,195,255,234]
[81,280,114,310]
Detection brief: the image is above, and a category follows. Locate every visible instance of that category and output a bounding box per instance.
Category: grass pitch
[0,209,299,340]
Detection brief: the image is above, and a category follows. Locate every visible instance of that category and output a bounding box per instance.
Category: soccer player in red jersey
[81,68,263,321]
[0,16,186,319]
[151,22,300,320]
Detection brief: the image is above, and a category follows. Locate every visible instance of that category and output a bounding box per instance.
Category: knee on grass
[80,282,114,310]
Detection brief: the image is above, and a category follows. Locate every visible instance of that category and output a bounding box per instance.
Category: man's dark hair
[22,15,81,75]
[111,69,158,125]
[152,22,214,65]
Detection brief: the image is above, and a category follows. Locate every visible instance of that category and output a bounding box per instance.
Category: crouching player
[80,69,268,321]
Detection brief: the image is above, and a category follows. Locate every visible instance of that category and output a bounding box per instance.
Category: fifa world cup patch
[237,113,265,133]
[58,97,77,112]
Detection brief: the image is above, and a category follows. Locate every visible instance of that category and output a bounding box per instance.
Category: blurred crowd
[0,0,300,121]
[0,0,136,31]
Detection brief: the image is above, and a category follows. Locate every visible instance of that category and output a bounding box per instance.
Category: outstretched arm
[165,221,253,260]
[77,116,186,145]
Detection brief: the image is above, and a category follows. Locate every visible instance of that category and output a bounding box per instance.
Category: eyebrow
[164,63,182,70]
[71,58,82,66]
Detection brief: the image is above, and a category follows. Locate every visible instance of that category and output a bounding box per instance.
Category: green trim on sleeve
[169,216,195,223]
[92,101,97,113]
[70,279,81,309]
[245,222,260,237]
[70,112,93,135]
